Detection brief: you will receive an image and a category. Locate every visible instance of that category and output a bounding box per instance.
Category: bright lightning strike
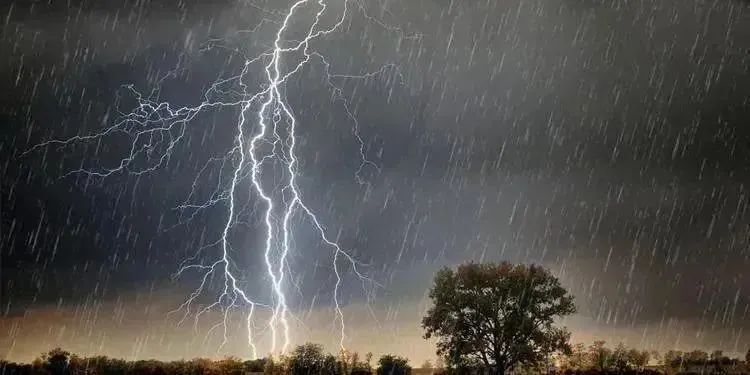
[27,0,417,358]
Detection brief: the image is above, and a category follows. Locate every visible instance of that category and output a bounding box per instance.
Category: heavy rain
[1,0,749,374]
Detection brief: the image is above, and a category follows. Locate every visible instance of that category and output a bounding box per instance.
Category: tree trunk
[489,361,505,375]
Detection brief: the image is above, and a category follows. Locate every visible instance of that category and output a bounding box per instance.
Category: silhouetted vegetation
[554,341,748,375]
[422,262,576,374]
[2,341,750,374]
[0,347,268,374]
[2,264,749,374]
[375,355,411,375]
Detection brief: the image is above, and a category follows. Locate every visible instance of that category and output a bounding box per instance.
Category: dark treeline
[553,341,749,375]
[2,341,750,375]
[0,343,412,375]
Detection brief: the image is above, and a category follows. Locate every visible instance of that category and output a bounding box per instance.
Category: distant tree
[560,343,588,370]
[611,343,631,371]
[628,348,650,370]
[264,355,288,375]
[43,347,71,375]
[350,351,373,375]
[288,343,326,374]
[422,262,575,374]
[588,341,612,371]
[322,354,341,375]
[365,352,374,371]
[189,357,216,374]
[67,354,87,375]
[86,355,108,373]
[746,348,750,364]
[684,349,709,366]
[31,357,45,372]
[337,348,361,374]
[377,354,411,375]
[663,350,684,373]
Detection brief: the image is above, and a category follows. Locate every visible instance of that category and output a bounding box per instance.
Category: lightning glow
[27,0,416,358]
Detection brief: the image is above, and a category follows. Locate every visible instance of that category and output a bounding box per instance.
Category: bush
[377,354,411,375]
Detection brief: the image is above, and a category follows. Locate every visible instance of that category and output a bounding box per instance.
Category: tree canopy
[288,343,327,374]
[422,262,576,374]
[376,355,411,375]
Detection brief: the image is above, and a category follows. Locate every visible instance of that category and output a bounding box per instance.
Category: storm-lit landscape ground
[1,0,750,374]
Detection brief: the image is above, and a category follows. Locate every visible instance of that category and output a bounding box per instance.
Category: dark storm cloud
[2,0,750,359]
[318,0,750,324]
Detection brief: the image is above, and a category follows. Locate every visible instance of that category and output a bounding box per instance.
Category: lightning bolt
[27,0,417,358]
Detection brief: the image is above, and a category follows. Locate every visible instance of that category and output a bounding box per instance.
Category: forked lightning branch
[28,0,416,358]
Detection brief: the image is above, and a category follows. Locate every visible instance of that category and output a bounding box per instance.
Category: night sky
[2,0,750,364]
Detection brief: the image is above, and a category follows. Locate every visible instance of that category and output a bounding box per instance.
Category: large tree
[422,262,576,374]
